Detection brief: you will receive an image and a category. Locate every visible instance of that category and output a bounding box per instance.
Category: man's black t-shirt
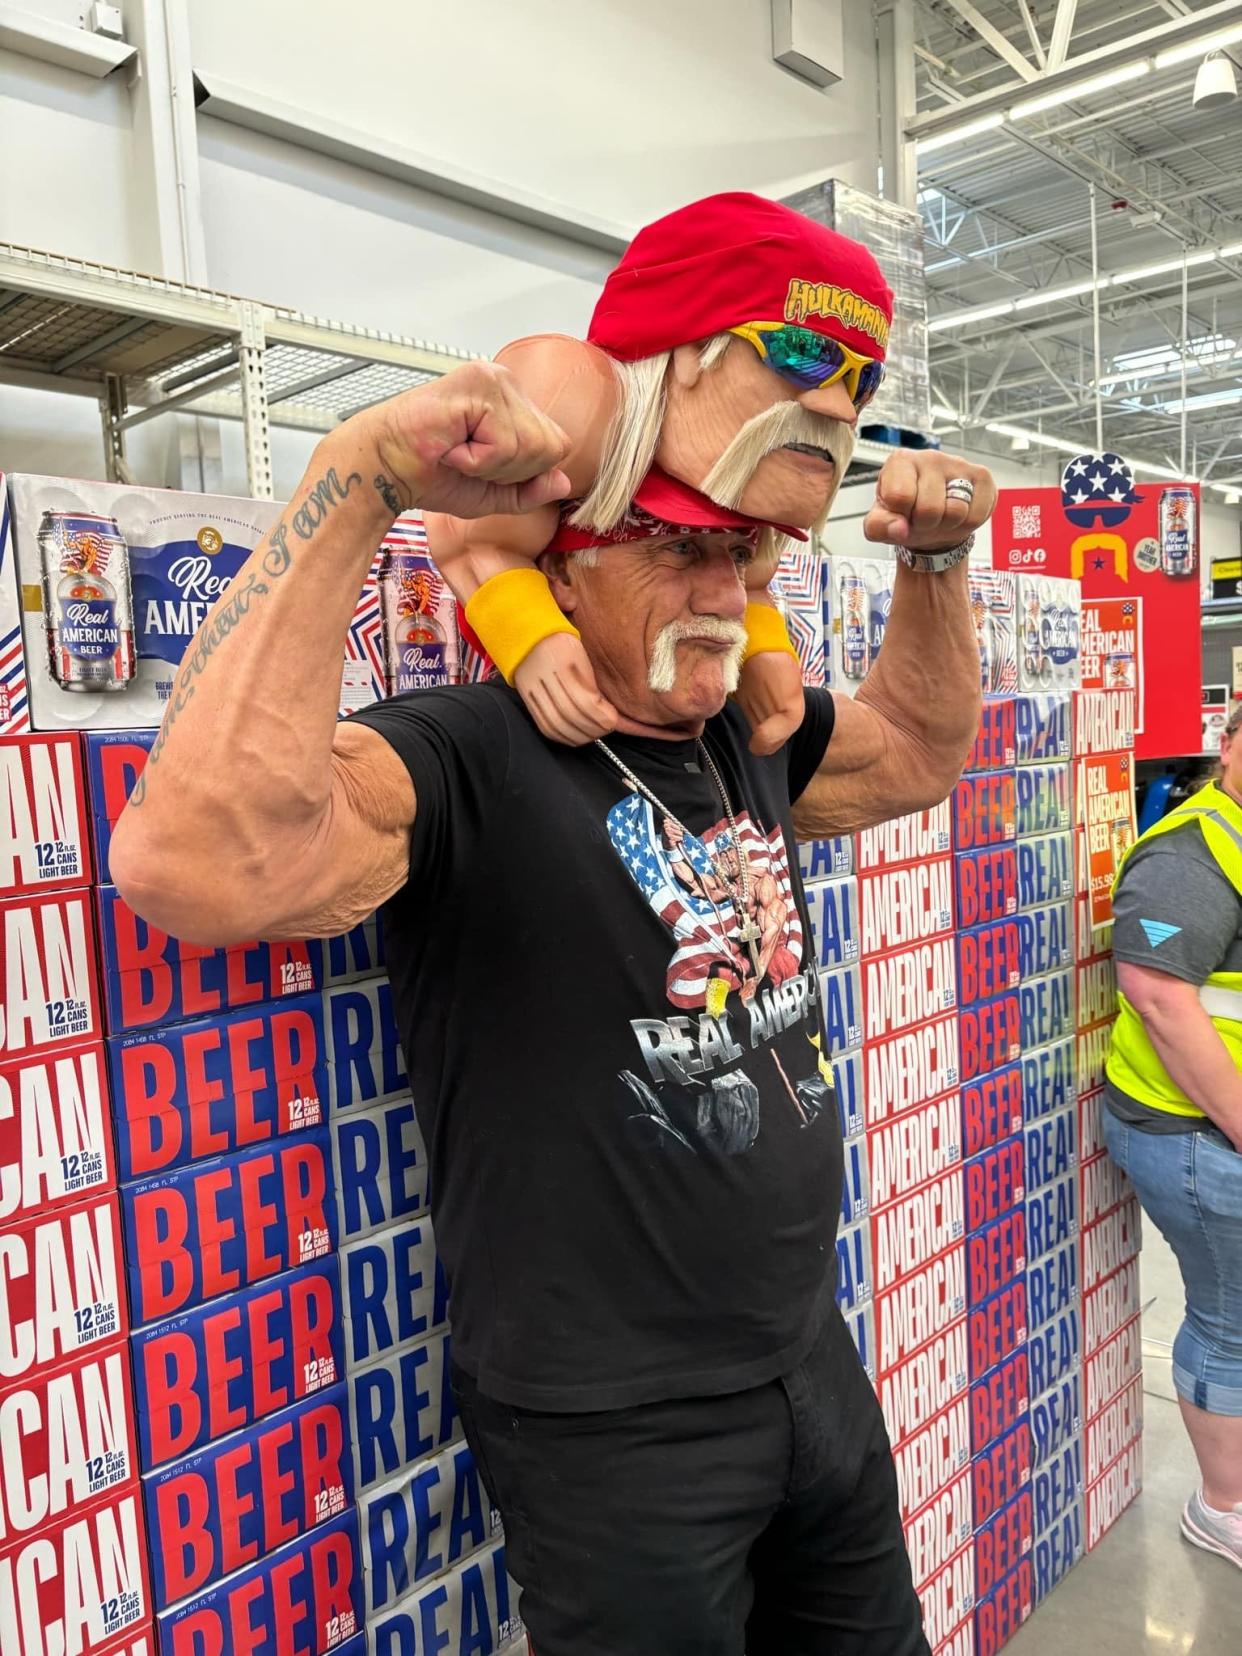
[350,681,839,1410]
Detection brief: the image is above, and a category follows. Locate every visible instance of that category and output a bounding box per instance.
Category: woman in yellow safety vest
[1105,700,1242,1571]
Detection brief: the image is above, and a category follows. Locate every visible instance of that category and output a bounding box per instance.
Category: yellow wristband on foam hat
[463,566,581,685]
[742,601,799,665]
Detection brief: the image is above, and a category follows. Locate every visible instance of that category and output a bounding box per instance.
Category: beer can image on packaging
[376,545,459,695]
[1158,486,1197,578]
[38,512,136,693]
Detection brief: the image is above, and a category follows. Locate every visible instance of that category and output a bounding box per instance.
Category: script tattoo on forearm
[128,464,361,804]
[374,473,403,516]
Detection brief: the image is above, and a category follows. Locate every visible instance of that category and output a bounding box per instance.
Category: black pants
[451,1310,929,1656]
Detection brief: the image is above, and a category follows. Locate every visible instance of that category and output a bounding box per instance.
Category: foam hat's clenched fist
[361,361,573,520]
[862,450,996,553]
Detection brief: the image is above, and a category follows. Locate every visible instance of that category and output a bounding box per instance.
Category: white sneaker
[1181,1488,1242,1568]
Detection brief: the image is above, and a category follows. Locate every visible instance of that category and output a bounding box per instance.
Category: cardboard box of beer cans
[0,472,461,733]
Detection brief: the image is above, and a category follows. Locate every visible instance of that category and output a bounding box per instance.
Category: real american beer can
[37,512,136,693]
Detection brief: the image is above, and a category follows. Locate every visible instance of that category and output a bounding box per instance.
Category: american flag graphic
[774,549,826,688]
[0,486,29,733]
[607,792,804,1010]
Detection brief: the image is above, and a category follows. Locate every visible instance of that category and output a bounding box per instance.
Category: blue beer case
[1022,1038,1076,1122]
[798,834,853,882]
[835,1218,873,1316]
[1015,764,1072,838]
[1017,834,1074,911]
[805,874,861,970]
[833,1048,865,1141]
[1029,1370,1083,1473]
[1015,694,1071,764]
[1019,969,1075,1050]
[820,963,863,1055]
[1016,903,1073,981]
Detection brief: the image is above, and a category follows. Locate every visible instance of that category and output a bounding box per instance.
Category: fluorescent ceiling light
[1219,241,1242,258]
[1013,278,1105,311]
[1225,491,1241,505]
[984,421,1084,457]
[1163,387,1242,414]
[1008,62,1151,120]
[916,113,1006,155]
[1130,458,1194,481]
[1112,250,1217,283]
[1155,22,1242,68]
[927,300,1016,332]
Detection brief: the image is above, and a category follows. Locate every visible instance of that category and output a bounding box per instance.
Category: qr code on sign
[1012,504,1041,538]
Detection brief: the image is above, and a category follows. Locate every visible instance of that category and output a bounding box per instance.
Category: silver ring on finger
[945,477,975,504]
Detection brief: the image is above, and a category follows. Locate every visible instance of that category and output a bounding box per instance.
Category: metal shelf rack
[0,241,897,500]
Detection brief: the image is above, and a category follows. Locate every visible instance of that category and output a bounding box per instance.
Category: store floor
[1008,1227,1238,1654]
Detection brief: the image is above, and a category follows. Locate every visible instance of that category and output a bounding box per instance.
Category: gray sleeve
[1112,835,1238,985]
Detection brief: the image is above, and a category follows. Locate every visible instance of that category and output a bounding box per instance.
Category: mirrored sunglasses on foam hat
[728,321,885,409]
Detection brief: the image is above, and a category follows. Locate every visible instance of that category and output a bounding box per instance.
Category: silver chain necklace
[593,736,764,977]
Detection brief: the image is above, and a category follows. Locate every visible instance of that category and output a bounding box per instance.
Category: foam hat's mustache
[647,617,747,693]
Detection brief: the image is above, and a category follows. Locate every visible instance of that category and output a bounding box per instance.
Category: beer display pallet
[0,697,523,1656]
[786,551,1140,1656]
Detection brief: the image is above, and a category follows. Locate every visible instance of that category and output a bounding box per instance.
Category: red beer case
[0,887,102,1060]
[0,1042,115,1228]
[0,1189,128,1386]
[0,1481,152,1656]
[0,732,90,896]
[859,857,955,957]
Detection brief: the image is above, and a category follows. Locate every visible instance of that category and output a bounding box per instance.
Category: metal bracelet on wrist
[896,532,975,575]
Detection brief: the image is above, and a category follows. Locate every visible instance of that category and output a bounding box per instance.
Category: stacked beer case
[0,732,155,1656]
[1014,694,1083,1622]
[0,473,525,1656]
[1073,691,1144,1555]
[808,558,1144,1656]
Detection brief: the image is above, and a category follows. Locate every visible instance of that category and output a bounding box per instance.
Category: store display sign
[994,457,1201,758]
[1074,752,1136,931]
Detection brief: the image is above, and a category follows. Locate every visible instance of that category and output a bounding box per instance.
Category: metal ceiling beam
[938,0,1039,81]
[1047,0,1080,70]
[1016,0,1047,69]
[908,0,1242,135]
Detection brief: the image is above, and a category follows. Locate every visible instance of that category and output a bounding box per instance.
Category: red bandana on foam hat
[545,466,808,554]
[588,191,894,364]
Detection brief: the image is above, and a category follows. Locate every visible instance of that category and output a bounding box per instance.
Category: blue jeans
[1104,1110,1242,1415]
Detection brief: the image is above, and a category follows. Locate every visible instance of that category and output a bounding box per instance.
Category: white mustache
[700,401,855,511]
[648,617,747,693]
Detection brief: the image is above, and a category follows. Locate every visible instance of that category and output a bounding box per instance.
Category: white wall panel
[188,0,878,232]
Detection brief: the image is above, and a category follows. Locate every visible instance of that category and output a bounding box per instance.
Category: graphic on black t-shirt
[608,792,835,1156]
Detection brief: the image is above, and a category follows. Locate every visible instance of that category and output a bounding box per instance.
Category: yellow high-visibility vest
[1106,780,1242,1117]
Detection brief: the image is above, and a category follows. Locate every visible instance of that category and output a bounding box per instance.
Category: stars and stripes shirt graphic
[606,792,803,1009]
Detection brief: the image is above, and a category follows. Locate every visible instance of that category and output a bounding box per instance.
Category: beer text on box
[143,1382,353,1608]
[961,1064,1023,1161]
[155,1504,362,1656]
[956,922,1019,1010]
[973,1420,1032,1530]
[965,700,1017,776]
[970,1348,1030,1458]
[966,1210,1026,1311]
[94,886,384,1035]
[958,993,1021,1083]
[954,847,1017,931]
[952,773,1017,853]
[122,1130,337,1326]
[129,1254,344,1470]
[974,1554,1033,1656]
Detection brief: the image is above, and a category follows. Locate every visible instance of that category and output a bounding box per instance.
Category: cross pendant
[737,916,763,977]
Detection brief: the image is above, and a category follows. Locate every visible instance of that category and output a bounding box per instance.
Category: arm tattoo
[128,464,360,803]
[374,473,403,517]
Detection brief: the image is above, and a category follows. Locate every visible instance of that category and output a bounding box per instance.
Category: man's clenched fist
[863,450,996,551]
[361,361,573,520]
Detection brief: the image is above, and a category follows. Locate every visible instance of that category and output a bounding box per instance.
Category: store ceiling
[912,0,1242,495]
